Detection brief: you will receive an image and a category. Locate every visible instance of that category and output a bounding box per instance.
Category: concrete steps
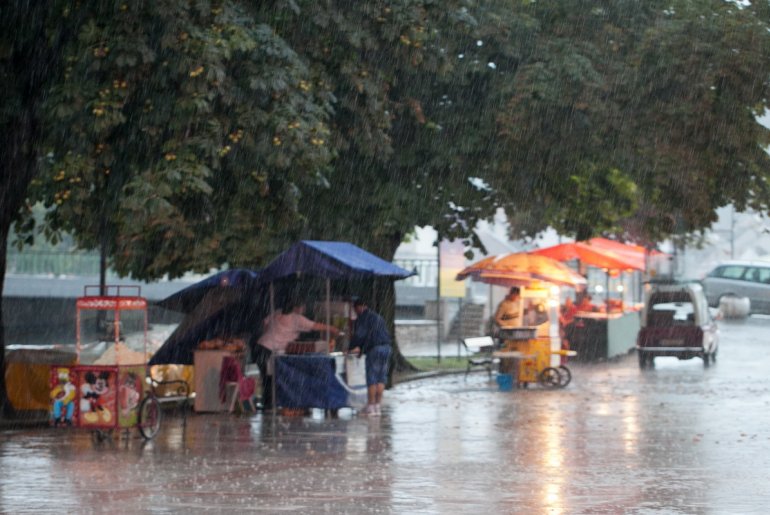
[447,303,485,340]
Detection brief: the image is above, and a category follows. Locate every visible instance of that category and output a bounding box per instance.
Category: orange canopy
[456,252,587,288]
[530,238,660,272]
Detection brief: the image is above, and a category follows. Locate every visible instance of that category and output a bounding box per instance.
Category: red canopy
[530,238,658,272]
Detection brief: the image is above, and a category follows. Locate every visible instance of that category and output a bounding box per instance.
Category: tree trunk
[0,102,39,418]
[365,232,419,387]
[0,2,66,417]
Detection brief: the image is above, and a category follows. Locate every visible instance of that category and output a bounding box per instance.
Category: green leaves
[18,0,335,279]
[13,0,770,281]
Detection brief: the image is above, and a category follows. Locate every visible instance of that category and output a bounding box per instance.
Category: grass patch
[406,356,467,372]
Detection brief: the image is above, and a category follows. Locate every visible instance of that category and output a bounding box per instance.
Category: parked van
[701,260,770,314]
[636,281,719,369]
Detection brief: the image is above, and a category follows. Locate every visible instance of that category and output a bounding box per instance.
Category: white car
[701,260,770,314]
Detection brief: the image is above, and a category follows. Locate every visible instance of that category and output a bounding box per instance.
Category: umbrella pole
[270,282,277,418]
[488,284,492,336]
[326,279,331,346]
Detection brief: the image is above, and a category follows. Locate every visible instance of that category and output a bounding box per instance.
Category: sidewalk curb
[393,368,465,385]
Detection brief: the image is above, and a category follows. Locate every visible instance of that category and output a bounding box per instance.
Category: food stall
[456,253,586,388]
[567,310,641,362]
[530,238,663,361]
[257,241,414,414]
[151,269,261,412]
[149,241,414,415]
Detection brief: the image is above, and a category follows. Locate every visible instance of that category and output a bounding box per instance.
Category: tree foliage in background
[486,0,770,243]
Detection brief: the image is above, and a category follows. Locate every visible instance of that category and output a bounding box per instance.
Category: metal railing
[394,258,438,287]
[6,250,101,276]
[7,252,442,289]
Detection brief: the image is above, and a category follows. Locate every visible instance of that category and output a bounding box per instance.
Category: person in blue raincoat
[348,298,391,416]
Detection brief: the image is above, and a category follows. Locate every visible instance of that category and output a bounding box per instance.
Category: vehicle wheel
[91,429,111,443]
[641,354,655,369]
[702,352,711,368]
[138,396,162,440]
[538,367,562,388]
[557,365,572,387]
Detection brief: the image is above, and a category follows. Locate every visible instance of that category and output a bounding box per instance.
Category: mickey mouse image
[80,371,112,424]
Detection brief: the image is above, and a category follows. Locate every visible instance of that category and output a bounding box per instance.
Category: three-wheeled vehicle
[636,280,719,369]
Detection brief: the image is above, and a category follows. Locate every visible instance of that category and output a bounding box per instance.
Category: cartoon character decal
[79,370,114,425]
[50,368,76,427]
[118,368,143,426]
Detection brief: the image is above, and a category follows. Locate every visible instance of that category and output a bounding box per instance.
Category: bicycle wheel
[538,367,562,389]
[138,396,162,439]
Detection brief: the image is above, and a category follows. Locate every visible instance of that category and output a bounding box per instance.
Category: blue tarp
[258,240,414,283]
[275,355,348,409]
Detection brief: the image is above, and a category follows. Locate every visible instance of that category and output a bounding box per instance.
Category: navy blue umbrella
[150,269,264,365]
[156,269,260,313]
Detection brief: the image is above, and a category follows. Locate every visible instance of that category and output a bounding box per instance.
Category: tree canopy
[16,0,770,271]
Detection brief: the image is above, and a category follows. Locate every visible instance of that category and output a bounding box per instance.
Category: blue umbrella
[156,269,261,313]
[150,269,264,365]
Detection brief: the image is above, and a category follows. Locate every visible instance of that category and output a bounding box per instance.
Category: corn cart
[456,251,587,390]
[49,285,187,441]
[494,327,576,389]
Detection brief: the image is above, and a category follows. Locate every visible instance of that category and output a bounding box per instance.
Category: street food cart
[457,252,586,389]
[49,286,173,439]
[494,327,576,388]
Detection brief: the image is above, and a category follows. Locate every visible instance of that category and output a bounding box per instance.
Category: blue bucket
[496,373,514,391]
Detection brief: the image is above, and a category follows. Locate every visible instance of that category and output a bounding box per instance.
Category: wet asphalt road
[2,317,770,514]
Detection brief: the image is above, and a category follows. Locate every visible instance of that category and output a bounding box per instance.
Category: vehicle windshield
[650,302,694,322]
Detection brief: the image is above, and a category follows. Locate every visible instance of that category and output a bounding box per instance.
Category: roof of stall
[258,240,415,283]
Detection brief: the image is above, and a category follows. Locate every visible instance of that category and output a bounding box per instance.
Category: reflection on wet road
[2,317,770,513]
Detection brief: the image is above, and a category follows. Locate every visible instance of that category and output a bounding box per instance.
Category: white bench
[462,336,498,379]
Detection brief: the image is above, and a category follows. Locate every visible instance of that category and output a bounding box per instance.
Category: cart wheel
[538,367,562,389]
[138,396,162,440]
[557,365,572,388]
[91,429,109,443]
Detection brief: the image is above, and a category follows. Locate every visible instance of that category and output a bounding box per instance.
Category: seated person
[559,297,578,354]
[559,297,578,327]
[576,294,596,313]
[495,287,522,328]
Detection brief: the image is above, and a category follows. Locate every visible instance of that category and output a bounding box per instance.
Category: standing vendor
[495,287,523,328]
[348,298,391,417]
[253,301,338,409]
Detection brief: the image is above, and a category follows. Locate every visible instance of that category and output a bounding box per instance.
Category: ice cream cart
[49,285,166,439]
